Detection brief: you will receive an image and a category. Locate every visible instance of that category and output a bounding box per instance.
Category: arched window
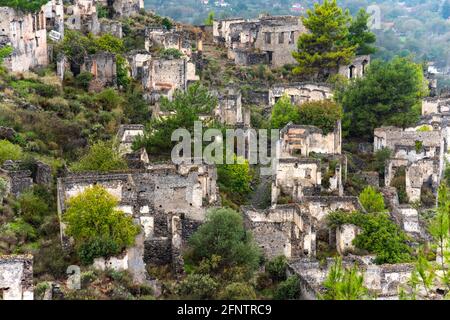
[349,65,356,79]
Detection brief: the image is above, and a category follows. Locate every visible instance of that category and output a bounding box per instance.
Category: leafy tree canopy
[348,9,377,56]
[328,211,412,264]
[0,0,48,12]
[71,140,127,172]
[271,95,342,134]
[63,185,140,265]
[185,208,261,275]
[336,56,428,139]
[359,186,386,213]
[292,0,357,79]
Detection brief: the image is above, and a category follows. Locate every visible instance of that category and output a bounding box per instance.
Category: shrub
[296,100,343,135]
[95,88,123,111]
[358,186,386,213]
[218,282,257,300]
[327,211,412,264]
[0,139,23,163]
[75,72,94,90]
[265,256,288,282]
[321,257,369,300]
[273,275,301,300]
[185,208,261,277]
[63,185,140,265]
[177,274,218,300]
[18,189,49,227]
[160,48,183,59]
[71,140,127,172]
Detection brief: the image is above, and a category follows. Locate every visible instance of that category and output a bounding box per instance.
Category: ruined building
[214,15,307,67]
[0,4,48,72]
[97,0,144,18]
[126,50,199,103]
[65,0,100,35]
[214,87,250,127]
[44,0,65,36]
[0,255,34,300]
[269,83,333,107]
[289,255,414,300]
[272,122,344,204]
[58,124,219,278]
[374,126,443,203]
[145,27,199,58]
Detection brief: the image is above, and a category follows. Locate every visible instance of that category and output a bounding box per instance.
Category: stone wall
[269,83,333,107]
[65,0,100,35]
[289,256,414,299]
[338,55,370,79]
[116,124,145,155]
[0,255,33,300]
[81,52,117,89]
[145,28,193,57]
[215,87,250,127]
[0,6,48,72]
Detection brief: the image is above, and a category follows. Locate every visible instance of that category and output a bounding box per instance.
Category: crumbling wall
[0,6,48,72]
[215,87,250,127]
[339,55,370,79]
[0,255,33,300]
[269,83,333,107]
[81,52,117,89]
[65,0,100,35]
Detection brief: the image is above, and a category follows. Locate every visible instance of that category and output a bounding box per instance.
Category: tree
[327,211,412,264]
[0,45,13,68]
[0,140,23,164]
[0,0,48,12]
[218,282,257,300]
[336,56,428,139]
[359,186,386,213]
[63,185,140,265]
[217,155,253,201]
[133,82,217,155]
[265,256,288,282]
[297,100,343,134]
[71,140,127,172]
[273,275,301,300]
[292,0,356,79]
[321,257,369,300]
[270,95,298,129]
[185,208,261,276]
[204,11,215,26]
[348,9,377,55]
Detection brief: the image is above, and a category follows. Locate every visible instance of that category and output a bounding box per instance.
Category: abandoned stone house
[338,55,371,79]
[272,122,344,204]
[242,197,361,260]
[44,0,65,36]
[116,124,145,155]
[97,0,144,18]
[214,87,251,127]
[126,50,199,103]
[65,0,100,34]
[0,255,34,300]
[57,161,219,276]
[214,15,307,67]
[0,160,51,197]
[288,256,414,300]
[269,83,333,107]
[374,126,443,203]
[81,52,118,90]
[145,27,199,58]
[0,5,48,73]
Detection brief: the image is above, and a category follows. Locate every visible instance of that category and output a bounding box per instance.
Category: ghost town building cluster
[0,2,448,301]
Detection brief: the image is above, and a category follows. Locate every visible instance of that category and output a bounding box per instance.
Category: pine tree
[348,9,377,55]
[292,0,357,79]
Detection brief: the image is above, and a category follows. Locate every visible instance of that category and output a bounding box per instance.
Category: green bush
[75,72,94,90]
[327,211,412,264]
[71,140,127,172]
[18,189,49,227]
[218,282,257,300]
[0,139,23,163]
[160,48,183,59]
[358,186,386,213]
[78,237,121,265]
[265,256,288,282]
[63,185,140,265]
[274,275,301,300]
[185,208,261,277]
[0,0,48,12]
[177,274,218,300]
